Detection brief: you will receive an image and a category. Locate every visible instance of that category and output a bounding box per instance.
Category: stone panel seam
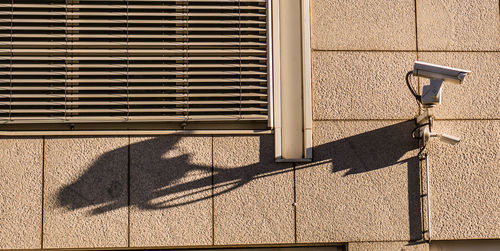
[40,136,45,249]
[414,50,500,52]
[313,49,418,52]
[433,118,500,121]
[127,135,131,248]
[414,0,419,52]
[313,119,415,122]
[312,49,500,53]
[415,0,421,118]
[293,163,297,244]
[211,135,215,246]
[313,118,500,123]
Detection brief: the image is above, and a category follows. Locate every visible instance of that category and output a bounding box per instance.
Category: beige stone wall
[306,0,499,247]
[0,0,498,250]
[0,135,296,249]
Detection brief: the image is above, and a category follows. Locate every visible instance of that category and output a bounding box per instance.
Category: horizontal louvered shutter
[0,0,269,128]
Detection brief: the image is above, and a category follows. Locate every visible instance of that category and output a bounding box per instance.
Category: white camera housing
[414,61,471,83]
[438,133,461,145]
[413,61,471,106]
[420,126,461,146]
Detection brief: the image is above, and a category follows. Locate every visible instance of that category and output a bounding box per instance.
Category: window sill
[0,129,273,136]
[275,158,312,163]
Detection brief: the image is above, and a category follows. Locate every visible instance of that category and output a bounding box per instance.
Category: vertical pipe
[272,0,282,159]
[280,0,304,159]
[425,153,432,241]
[301,0,312,160]
[267,0,274,129]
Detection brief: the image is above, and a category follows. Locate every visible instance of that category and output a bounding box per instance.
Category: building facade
[0,0,499,250]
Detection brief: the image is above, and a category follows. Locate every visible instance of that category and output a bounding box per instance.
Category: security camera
[412,61,471,106]
[409,62,467,152]
[420,126,461,146]
[413,61,471,83]
[437,133,460,145]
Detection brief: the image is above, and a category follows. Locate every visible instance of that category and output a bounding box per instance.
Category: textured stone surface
[129,136,212,247]
[213,135,294,244]
[296,121,421,242]
[43,137,128,248]
[429,240,500,251]
[0,138,42,249]
[417,0,500,51]
[349,241,429,251]
[312,52,418,120]
[311,0,416,50]
[426,120,500,239]
[418,52,500,119]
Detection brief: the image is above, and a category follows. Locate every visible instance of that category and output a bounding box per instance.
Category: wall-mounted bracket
[421,79,444,106]
[416,108,434,125]
[415,108,460,148]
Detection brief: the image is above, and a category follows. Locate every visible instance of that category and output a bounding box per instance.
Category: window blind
[0,0,269,128]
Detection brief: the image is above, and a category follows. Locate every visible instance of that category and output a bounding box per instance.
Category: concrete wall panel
[311,0,416,50]
[426,120,500,239]
[213,135,294,244]
[296,121,420,242]
[0,138,42,249]
[43,137,129,248]
[430,240,500,251]
[418,52,500,119]
[130,136,212,247]
[417,0,500,51]
[312,52,418,120]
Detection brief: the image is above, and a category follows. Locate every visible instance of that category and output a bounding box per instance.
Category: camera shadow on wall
[57,120,422,240]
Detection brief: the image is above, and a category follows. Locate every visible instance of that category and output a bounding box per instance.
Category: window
[0,0,270,131]
[0,0,311,161]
